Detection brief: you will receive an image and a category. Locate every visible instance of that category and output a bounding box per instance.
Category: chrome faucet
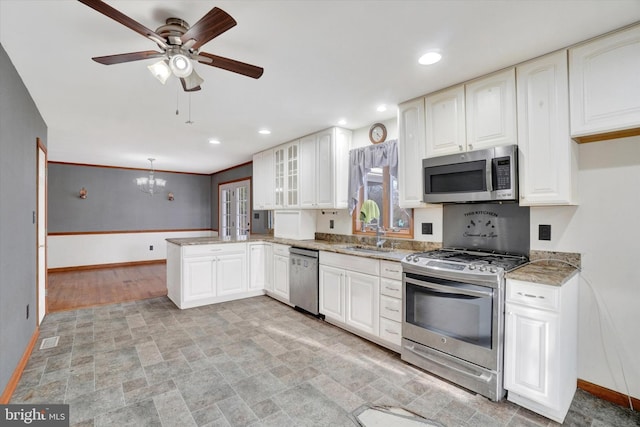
[375,224,386,249]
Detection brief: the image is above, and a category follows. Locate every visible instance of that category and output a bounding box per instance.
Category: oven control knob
[479,265,487,272]
[490,267,498,273]
[441,337,447,344]
[468,264,476,270]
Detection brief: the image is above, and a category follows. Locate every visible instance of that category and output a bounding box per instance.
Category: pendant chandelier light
[136,158,166,195]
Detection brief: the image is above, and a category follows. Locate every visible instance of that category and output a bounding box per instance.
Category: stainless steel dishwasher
[289,247,320,316]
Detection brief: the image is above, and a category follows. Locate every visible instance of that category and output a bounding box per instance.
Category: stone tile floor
[11,296,640,426]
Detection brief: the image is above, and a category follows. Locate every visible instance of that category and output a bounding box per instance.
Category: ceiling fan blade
[92,51,165,65]
[180,7,237,50]
[77,0,167,48]
[180,78,201,92]
[197,52,264,79]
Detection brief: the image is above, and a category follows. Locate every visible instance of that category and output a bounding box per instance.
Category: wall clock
[369,123,387,144]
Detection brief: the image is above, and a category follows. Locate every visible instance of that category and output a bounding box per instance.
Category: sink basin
[342,245,393,254]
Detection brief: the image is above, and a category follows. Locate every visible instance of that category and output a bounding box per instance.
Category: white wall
[530,136,640,399]
[48,230,216,268]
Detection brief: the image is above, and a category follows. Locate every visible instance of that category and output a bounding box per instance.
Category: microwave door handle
[405,277,492,298]
[486,160,493,192]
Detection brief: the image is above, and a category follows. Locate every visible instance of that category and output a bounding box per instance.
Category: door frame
[36,138,47,324]
[218,178,251,238]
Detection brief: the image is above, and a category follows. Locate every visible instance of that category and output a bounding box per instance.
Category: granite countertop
[167,236,580,283]
[166,235,413,262]
[507,260,579,287]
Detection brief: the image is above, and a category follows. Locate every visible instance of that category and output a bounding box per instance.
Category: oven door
[402,272,502,370]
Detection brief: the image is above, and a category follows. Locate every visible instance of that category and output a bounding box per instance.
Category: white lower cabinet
[271,244,290,303]
[319,264,345,323]
[167,242,252,309]
[249,242,272,292]
[319,252,381,339]
[345,271,380,336]
[504,275,579,423]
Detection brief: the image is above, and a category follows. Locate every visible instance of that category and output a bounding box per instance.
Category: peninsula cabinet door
[216,252,247,296]
[183,256,216,302]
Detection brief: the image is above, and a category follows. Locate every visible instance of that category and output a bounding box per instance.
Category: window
[348,140,413,238]
[353,167,413,237]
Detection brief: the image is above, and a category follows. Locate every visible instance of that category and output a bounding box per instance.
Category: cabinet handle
[384,329,399,335]
[386,269,400,273]
[517,291,544,299]
[468,144,473,150]
[385,286,397,291]
[458,145,463,151]
[386,307,400,312]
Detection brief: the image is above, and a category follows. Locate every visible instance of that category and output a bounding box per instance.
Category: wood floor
[47,262,167,312]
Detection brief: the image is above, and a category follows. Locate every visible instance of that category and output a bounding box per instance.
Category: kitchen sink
[342,245,393,254]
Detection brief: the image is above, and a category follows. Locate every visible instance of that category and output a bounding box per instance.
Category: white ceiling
[1,1,639,174]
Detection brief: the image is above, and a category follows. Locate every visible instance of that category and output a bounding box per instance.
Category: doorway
[37,139,47,324]
[219,179,251,239]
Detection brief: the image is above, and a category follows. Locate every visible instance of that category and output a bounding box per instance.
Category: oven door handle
[404,277,492,298]
[404,343,492,382]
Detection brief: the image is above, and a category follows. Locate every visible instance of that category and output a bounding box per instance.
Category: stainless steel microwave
[423,145,518,203]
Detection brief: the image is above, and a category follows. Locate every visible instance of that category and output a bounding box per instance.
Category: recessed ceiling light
[376,104,387,112]
[208,139,221,145]
[418,51,442,65]
[258,129,271,135]
[338,119,347,126]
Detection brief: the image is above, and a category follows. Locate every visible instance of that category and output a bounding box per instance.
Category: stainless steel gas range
[400,203,530,401]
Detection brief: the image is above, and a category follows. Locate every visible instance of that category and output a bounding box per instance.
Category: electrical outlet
[329,219,334,229]
[26,304,29,319]
[149,245,154,251]
[539,224,551,241]
[422,222,433,235]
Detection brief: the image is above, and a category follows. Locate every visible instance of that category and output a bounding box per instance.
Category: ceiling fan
[78,0,264,92]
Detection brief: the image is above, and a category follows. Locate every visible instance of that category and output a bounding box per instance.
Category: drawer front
[380,260,402,280]
[380,278,402,299]
[380,295,402,322]
[320,251,380,276]
[183,243,245,257]
[272,244,290,257]
[379,317,402,346]
[506,279,560,311]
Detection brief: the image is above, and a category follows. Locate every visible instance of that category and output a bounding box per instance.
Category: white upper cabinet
[286,141,299,208]
[253,148,274,210]
[256,127,350,211]
[398,97,427,208]
[423,68,517,159]
[517,50,578,205]
[466,67,517,151]
[425,85,466,157]
[299,127,351,209]
[569,24,640,142]
[273,145,286,209]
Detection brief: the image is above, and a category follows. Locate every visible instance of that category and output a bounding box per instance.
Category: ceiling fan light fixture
[183,69,204,90]
[147,60,171,84]
[169,54,193,78]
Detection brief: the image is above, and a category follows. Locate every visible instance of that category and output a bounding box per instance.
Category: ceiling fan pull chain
[186,93,194,124]
[175,83,180,116]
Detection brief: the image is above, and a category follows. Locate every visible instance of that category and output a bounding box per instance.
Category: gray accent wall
[0,44,47,394]
[211,162,253,231]
[48,163,212,233]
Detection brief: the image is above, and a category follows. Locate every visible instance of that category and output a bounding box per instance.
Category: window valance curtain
[348,139,398,214]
